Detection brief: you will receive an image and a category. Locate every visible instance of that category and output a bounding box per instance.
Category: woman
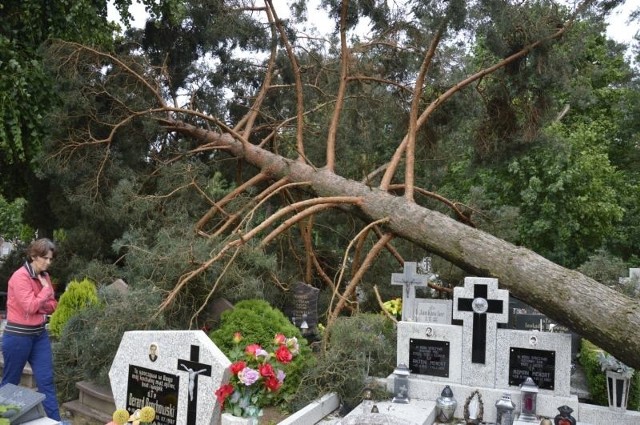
[1,238,61,421]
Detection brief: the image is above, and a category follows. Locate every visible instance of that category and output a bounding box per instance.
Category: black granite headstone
[0,383,46,424]
[409,338,450,377]
[127,365,179,425]
[509,297,580,360]
[292,281,320,333]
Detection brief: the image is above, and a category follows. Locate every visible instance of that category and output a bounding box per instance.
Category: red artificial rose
[275,345,293,364]
[264,375,282,392]
[230,361,246,375]
[259,363,275,378]
[215,384,235,403]
[245,343,261,356]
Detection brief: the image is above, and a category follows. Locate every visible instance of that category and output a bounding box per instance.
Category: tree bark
[170,121,640,369]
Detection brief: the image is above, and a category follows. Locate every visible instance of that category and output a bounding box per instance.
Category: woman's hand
[38,275,49,288]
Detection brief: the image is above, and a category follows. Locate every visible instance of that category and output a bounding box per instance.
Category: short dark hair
[26,238,56,261]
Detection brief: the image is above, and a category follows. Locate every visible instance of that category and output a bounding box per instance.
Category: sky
[109,1,638,46]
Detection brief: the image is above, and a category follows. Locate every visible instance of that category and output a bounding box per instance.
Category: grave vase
[221,413,259,425]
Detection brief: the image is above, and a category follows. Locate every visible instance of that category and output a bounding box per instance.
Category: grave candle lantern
[519,377,539,422]
[495,392,515,425]
[435,385,457,423]
[392,363,410,403]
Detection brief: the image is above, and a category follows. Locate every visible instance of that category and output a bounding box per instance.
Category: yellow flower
[112,408,130,425]
[139,406,156,422]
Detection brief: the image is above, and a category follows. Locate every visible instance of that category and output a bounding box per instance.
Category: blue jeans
[1,331,61,420]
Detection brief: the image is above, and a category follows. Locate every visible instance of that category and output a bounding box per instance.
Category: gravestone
[453,277,508,387]
[391,262,430,322]
[396,322,463,384]
[0,383,46,424]
[619,268,640,295]
[414,299,452,324]
[109,330,230,425]
[496,329,573,396]
[291,282,320,335]
[508,297,581,360]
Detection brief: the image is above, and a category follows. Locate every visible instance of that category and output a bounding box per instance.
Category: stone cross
[391,262,430,321]
[177,345,212,425]
[453,277,508,387]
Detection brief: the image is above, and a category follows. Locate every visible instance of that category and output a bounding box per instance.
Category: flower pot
[221,412,259,425]
[606,370,631,411]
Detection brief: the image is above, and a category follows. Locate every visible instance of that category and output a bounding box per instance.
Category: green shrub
[290,313,396,413]
[209,299,313,409]
[49,277,99,338]
[53,286,168,402]
[580,340,640,410]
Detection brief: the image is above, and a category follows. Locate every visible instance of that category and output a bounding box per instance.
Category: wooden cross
[176,345,212,425]
[391,262,430,321]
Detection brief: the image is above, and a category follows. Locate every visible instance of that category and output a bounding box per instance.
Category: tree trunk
[172,122,640,370]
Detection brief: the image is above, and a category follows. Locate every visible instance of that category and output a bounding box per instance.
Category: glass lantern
[392,363,410,403]
[519,377,539,422]
[435,385,457,423]
[495,392,515,425]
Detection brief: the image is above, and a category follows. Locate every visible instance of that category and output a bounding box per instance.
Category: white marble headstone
[496,329,572,396]
[109,330,231,425]
[397,322,463,384]
[453,277,509,388]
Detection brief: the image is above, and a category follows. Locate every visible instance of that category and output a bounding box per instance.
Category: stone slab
[388,374,580,423]
[496,329,572,396]
[109,330,231,425]
[17,419,59,425]
[337,399,435,425]
[397,322,462,384]
[578,402,640,425]
[278,392,340,425]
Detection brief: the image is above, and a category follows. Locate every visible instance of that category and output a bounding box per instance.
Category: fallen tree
[44,0,639,370]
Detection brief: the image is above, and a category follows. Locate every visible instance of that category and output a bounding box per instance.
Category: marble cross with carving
[391,262,431,321]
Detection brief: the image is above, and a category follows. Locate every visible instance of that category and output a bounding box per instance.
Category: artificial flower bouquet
[215,332,299,418]
[107,406,156,425]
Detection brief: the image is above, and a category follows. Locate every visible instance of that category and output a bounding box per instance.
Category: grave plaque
[292,281,320,332]
[508,347,555,390]
[414,299,452,324]
[127,365,179,424]
[409,338,450,378]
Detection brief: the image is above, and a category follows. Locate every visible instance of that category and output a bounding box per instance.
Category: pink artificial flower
[245,343,261,357]
[238,367,260,385]
[274,333,286,345]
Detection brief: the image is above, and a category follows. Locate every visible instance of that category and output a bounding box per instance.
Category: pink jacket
[6,263,57,326]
